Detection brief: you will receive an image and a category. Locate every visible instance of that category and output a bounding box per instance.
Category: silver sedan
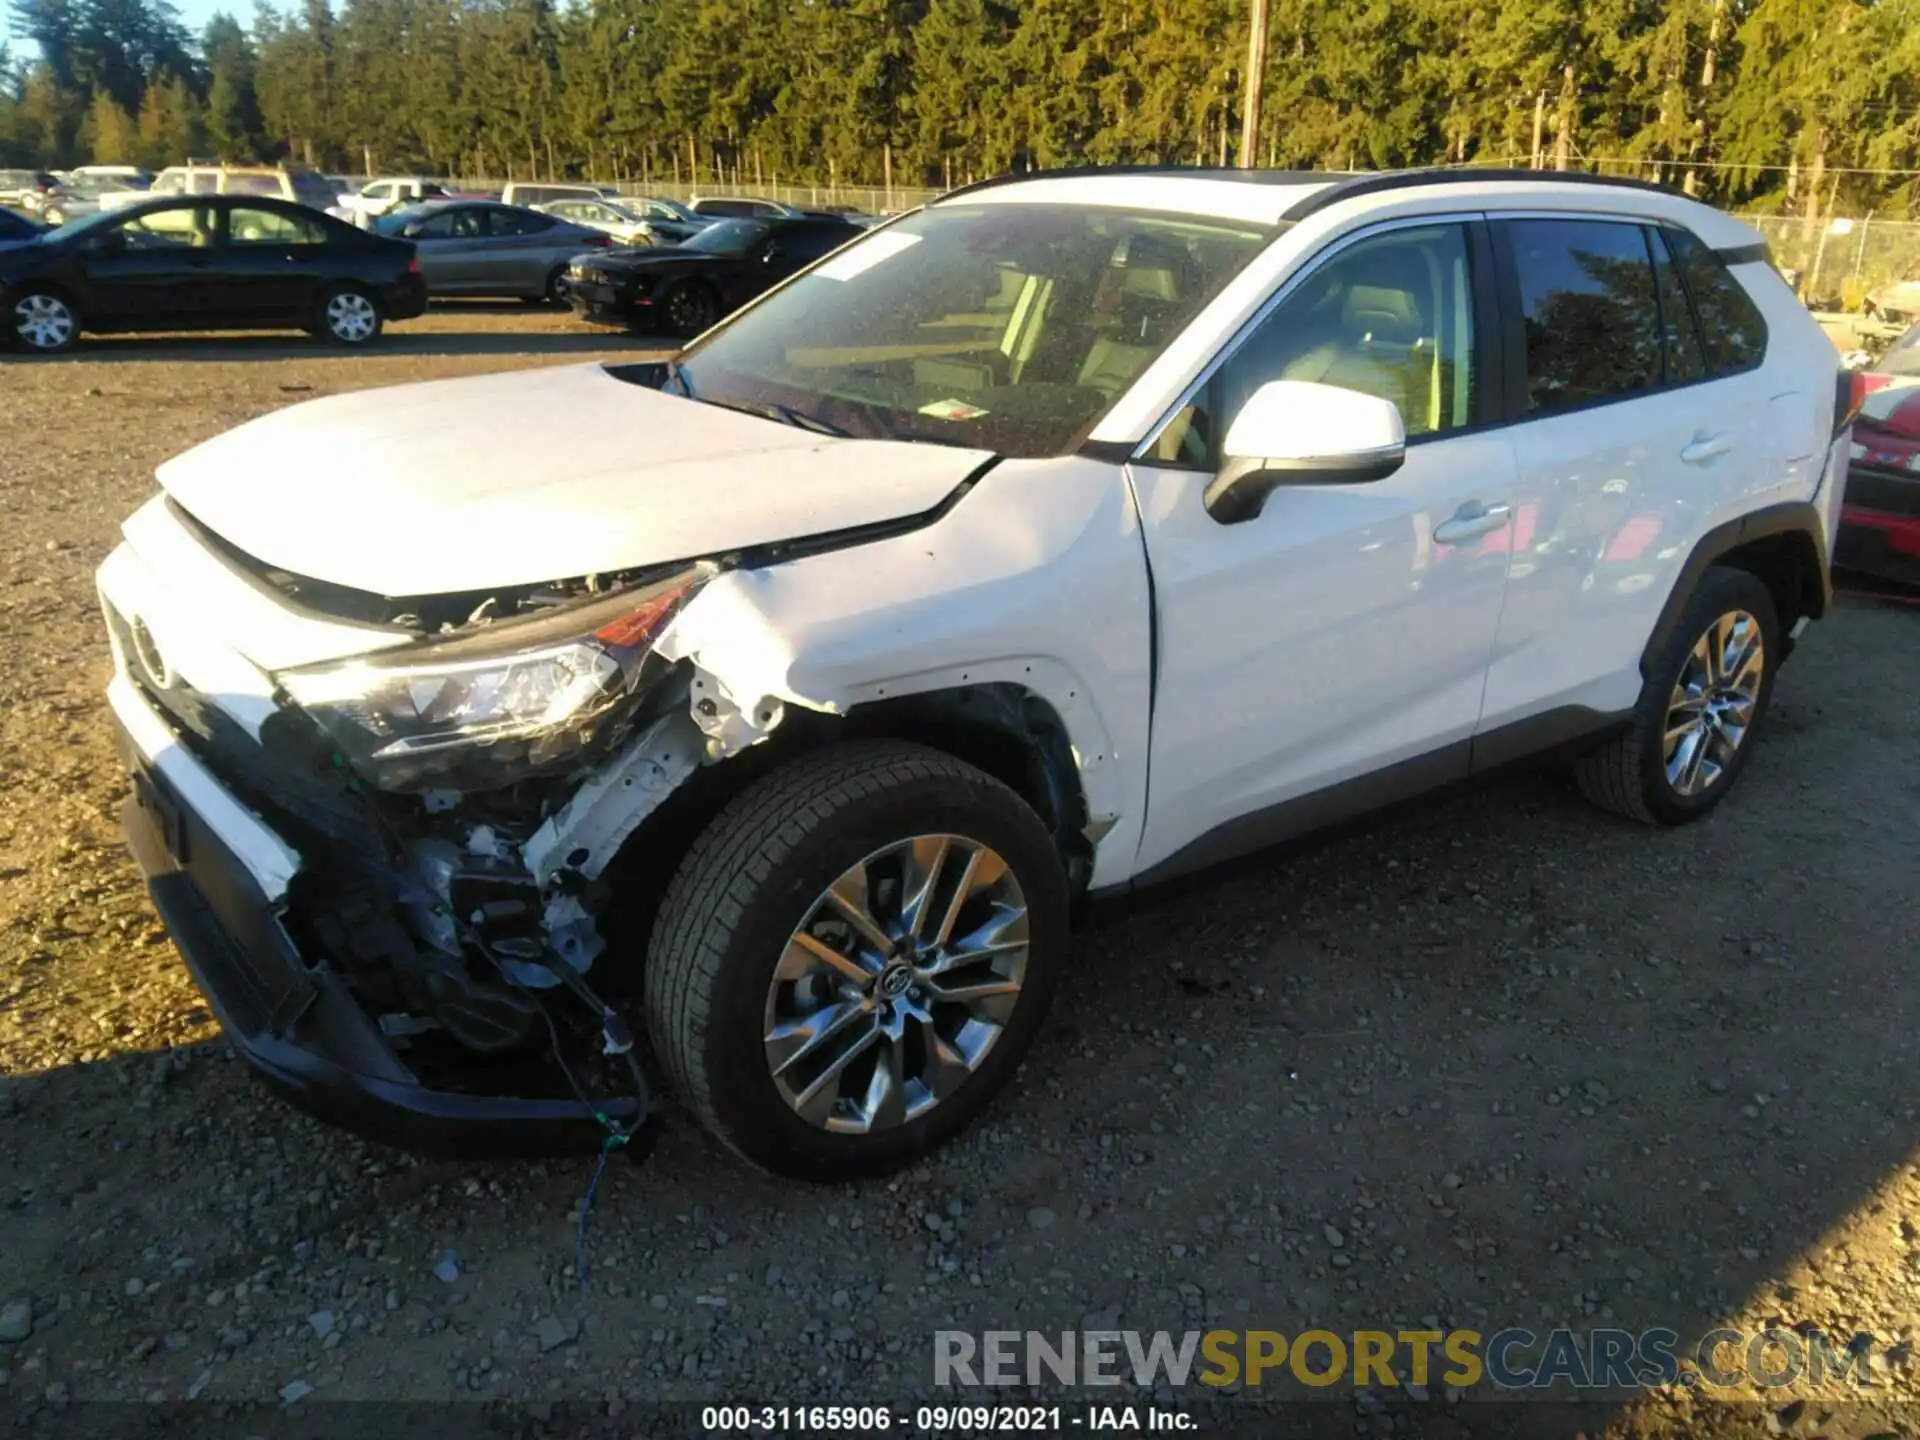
[375,200,608,303]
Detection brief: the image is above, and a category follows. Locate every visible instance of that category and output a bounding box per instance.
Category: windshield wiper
[700,395,851,437]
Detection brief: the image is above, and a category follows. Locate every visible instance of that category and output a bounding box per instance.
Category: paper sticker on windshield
[814,230,921,281]
[918,398,989,421]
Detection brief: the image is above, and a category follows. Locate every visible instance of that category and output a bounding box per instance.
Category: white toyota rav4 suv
[99,167,1854,1178]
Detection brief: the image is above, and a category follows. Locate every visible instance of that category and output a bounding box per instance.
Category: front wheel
[314,285,383,345]
[662,280,721,338]
[9,288,79,353]
[645,742,1069,1179]
[1574,565,1779,825]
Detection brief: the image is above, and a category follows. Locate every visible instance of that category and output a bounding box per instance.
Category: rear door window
[1663,227,1768,375]
[488,207,553,236]
[1502,218,1662,414]
[227,206,327,246]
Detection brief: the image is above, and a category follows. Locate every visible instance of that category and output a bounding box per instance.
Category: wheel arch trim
[1639,500,1831,677]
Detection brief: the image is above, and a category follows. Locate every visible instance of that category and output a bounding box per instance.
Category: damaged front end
[109,555,723,1154]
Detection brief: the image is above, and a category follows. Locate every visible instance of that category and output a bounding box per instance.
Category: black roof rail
[1280,166,1686,220]
[936,164,1687,215]
[938,164,1342,203]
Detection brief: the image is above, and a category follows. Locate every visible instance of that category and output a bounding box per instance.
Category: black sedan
[567,216,859,336]
[2,195,427,354]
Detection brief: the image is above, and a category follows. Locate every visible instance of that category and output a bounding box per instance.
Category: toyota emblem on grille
[128,617,174,690]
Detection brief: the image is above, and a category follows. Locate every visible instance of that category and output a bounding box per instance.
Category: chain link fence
[1742,214,1920,309]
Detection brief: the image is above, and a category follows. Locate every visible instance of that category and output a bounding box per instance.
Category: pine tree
[85,85,138,161]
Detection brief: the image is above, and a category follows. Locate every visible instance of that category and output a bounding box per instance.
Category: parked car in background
[374,200,609,303]
[533,197,657,246]
[0,171,61,208]
[2,195,425,353]
[499,181,621,209]
[330,176,453,227]
[568,214,857,335]
[0,208,45,250]
[28,173,141,226]
[100,165,338,213]
[70,164,150,187]
[1837,371,1920,585]
[1865,279,1920,324]
[687,194,807,220]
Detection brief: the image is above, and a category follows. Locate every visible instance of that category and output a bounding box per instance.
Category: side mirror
[1202,380,1406,524]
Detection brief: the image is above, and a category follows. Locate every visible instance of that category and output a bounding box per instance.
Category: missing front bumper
[115,706,645,1158]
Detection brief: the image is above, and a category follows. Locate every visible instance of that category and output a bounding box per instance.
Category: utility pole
[1238,0,1268,167]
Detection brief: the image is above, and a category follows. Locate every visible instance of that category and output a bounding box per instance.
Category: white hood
[156,363,992,596]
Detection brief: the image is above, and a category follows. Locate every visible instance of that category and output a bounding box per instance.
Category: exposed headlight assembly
[279,565,712,793]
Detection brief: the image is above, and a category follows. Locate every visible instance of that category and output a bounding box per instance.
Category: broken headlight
[279,565,710,793]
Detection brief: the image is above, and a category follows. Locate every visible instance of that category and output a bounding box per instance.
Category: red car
[1838,372,1920,585]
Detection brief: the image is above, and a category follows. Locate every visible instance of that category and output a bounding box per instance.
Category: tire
[645,741,1069,1179]
[314,285,383,346]
[9,287,79,353]
[1574,564,1779,825]
[662,280,721,338]
[543,266,572,307]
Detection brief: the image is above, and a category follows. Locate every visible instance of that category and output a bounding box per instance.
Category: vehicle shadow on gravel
[2,602,1914,1421]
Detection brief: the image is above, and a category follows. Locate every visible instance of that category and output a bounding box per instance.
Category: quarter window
[1664,227,1768,374]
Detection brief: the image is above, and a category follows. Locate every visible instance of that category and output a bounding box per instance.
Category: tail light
[581,233,611,248]
[406,253,422,275]
[1835,369,1868,436]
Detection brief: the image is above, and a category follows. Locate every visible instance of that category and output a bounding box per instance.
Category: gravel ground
[2,309,1918,1438]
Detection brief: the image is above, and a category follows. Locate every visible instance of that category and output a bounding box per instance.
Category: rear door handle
[1681,432,1734,465]
[1434,501,1511,545]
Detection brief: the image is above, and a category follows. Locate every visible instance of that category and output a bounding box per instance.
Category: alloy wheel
[668,286,715,334]
[765,834,1030,1135]
[1663,608,1765,797]
[325,291,378,343]
[13,293,74,351]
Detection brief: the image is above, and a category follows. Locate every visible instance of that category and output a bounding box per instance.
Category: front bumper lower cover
[114,688,641,1157]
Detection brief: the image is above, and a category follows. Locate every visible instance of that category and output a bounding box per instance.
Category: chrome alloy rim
[326,291,378,342]
[14,293,74,349]
[765,835,1029,1134]
[1664,609,1764,797]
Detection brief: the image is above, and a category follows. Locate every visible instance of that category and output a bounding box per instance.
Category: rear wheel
[543,266,573,307]
[663,280,721,338]
[1575,565,1779,825]
[314,285,382,345]
[9,288,78,353]
[645,742,1068,1179]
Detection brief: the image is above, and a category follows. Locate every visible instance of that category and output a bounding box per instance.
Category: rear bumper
[112,680,637,1156]
[385,274,429,322]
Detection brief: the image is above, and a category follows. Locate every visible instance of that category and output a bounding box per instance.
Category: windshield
[682,219,768,255]
[672,203,1276,457]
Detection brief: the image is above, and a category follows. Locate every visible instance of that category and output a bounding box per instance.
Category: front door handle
[1681,432,1734,465]
[1434,501,1512,545]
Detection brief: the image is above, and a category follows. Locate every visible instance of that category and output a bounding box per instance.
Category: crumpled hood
[156,363,992,596]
